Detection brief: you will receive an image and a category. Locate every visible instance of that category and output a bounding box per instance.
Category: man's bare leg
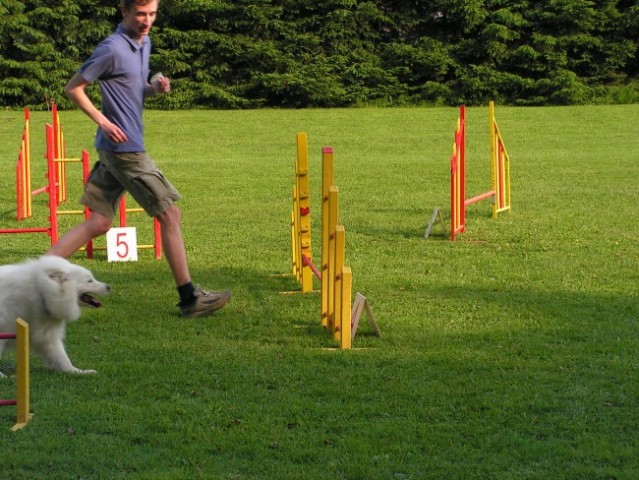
[155,204,190,287]
[156,204,231,317]
[46,211,112,258]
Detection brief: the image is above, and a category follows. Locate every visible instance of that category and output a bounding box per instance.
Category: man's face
[122,0,158,41]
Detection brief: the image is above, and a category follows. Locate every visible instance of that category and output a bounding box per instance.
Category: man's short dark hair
[121,0,158,10]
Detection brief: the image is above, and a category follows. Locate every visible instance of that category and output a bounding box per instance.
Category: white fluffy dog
[0,255,110,375]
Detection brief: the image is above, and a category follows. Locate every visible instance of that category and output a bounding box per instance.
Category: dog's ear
[46,268,68,287]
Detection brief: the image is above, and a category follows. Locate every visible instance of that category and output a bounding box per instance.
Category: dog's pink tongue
[79,294,101,308]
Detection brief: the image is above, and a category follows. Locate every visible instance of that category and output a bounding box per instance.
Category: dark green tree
[0,0,637,108]
[0,0,116,109]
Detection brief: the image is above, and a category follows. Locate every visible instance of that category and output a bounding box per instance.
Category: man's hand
[151,73,171,94]
[99,120,128,143]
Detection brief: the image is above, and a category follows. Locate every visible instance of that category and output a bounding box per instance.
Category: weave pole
[333,224,344,342]
[290,132,314,292]
[0,319,31,431]
[321,148,335,329]
[326,185,339,333]
[340,266,353,349]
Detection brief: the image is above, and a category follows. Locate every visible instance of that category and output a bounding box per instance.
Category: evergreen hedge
[1,0,638,109]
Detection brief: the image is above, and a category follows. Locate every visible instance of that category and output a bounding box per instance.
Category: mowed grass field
[0,105,637,479]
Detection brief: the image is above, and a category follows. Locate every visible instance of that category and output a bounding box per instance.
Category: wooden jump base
[0,319,31,431]
[450,101,511,241]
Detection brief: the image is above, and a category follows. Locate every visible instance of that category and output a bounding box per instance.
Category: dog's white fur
[0,256,110,375]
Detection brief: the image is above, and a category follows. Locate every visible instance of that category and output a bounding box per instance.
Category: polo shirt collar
[116,23,149,50]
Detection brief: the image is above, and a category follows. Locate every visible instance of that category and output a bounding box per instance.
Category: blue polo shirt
[78,24,150,153]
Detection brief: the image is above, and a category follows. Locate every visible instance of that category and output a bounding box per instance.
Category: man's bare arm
[65,73,128,144]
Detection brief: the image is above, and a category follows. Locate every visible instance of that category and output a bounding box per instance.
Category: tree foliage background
[1,0,638,109]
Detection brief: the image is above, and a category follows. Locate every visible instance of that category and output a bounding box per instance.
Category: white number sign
[106,227,138,262]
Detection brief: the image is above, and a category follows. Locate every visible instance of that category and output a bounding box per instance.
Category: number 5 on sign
[106,227,138,262]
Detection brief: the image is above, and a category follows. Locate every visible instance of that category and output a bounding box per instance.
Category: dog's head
[37,257,111,320]
[67,263,111,309]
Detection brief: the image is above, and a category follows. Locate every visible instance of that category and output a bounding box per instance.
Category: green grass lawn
[0,105,638,479]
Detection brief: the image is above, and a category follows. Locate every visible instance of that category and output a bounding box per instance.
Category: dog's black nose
[106,284,112,292]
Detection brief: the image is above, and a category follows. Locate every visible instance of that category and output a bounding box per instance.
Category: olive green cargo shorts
[80,150,181,219]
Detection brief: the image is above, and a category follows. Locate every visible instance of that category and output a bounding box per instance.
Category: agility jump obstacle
[450,101,511,241]
[291,133,379,348]
[2,105,162,259]
[0,114,70,242]
[16,104,69,221]
[0,319,31,431]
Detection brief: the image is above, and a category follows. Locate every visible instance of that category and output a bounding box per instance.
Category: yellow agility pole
[290,133,319,292]
[24,109,31,217]
[489,100,511,217]
[321,148,335,328]
[295,133,314,292]
[14,319,30,431]
[16,108,32,220]
[52,103,68,205]
[340,266,352,349]
[0,319,31,431]
[23,108,32,218]
[333,225,346,342]
[16,138,27,221]
[326,186,339,333]
[290,189,300,281]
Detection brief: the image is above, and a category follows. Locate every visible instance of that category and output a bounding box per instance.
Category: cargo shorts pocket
[128,170,182,217]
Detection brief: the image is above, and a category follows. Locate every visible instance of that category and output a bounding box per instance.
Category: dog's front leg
[35,340,96,375]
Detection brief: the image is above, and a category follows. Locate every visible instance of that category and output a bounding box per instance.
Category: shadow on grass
[85,259,328,343]
[428,283,637,324]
